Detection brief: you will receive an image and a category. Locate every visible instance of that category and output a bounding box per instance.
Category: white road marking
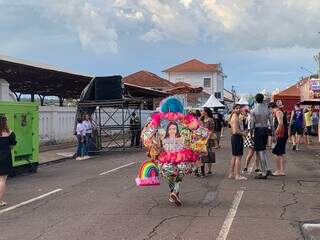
[0,188,63,215]
[99,162,135,176]
[216,163,254,240]
[216,190,244,240]
[302,223,320,229]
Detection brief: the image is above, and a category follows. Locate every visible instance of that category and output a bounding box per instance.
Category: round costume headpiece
[160,97,184,113]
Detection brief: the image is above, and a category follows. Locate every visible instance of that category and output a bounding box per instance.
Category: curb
[38,148,145,167]
[39,156,73,167]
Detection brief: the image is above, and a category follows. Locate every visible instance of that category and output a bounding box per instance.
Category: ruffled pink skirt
[158,149,199,165]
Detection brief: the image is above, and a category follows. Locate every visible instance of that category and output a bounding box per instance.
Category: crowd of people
[228,94,320,180]
[188,93,319,182]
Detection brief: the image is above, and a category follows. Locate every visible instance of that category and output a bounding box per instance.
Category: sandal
[0,201,7,207]
[170,193,182,207]
[235,176,248,181]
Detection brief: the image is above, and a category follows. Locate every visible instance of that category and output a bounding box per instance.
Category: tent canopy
[202,95,224,108]
[236,96,249,105]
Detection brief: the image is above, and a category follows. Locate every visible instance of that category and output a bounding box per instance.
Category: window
[203,78,211,88]
[215,92,222,99]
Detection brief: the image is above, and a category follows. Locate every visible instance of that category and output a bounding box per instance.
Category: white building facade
[163,59,225,101]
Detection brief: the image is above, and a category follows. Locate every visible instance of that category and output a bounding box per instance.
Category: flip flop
[272,173,286,177]
[235,176,248,181]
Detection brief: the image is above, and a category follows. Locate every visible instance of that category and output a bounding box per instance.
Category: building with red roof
[162,59,225,101]
[273,78,310,112]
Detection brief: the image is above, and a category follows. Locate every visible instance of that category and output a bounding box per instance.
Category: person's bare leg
[0,176,7,204]
[235,156,247,180]
[228,157,235,178]
[235,156,241,178]
[274,155,281,175]
[245,148,254,169]
[221,128,224,137]
[296,134,301,150]
[213,140,219,148]
[291,134,296,146]
[281,156,286,175]
[207,163,212,173]
[307,135,311,145]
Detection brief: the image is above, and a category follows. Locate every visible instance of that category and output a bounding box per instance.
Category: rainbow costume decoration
[138,96,209,206]
[135,160,160,186]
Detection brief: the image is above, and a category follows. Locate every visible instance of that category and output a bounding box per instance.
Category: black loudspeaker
[94,76,123,100]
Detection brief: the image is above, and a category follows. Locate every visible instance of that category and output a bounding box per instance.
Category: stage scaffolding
[77,99,143,152]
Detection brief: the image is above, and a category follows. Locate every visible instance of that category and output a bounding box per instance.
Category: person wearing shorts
[231,134,244,156]
[304,107,312,145]
[290,104,304,151]
[269,102,288,176]
[228,104,247,181]
[250,93,273,179]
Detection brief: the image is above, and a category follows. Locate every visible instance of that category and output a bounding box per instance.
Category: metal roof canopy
[0,55,92,99]
[0,55,169,101]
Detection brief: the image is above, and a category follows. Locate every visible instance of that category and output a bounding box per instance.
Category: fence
[39,106,152,145]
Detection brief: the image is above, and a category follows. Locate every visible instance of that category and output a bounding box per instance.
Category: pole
[318,52,320,77]
[231,86,236,104]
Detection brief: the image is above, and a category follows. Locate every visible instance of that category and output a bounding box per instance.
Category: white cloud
[2,0,320,53]
[180,0,193,8]
[115,9,144,20]
[141,29,165,42]
[40,1,118,54]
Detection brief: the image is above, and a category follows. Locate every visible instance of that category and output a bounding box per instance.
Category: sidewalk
[39,145,76,165]
[39,142,143,165]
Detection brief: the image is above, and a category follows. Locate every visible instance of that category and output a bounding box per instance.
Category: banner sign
[310,79,320,91]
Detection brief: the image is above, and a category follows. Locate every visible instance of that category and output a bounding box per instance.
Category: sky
[1,0,320,94]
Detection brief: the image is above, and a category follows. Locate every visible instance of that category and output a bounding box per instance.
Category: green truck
[0,101,39,175]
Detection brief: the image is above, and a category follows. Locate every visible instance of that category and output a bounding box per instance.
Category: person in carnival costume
[140,97,209,206]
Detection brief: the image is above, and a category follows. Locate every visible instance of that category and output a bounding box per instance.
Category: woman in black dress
[0,116,17,207]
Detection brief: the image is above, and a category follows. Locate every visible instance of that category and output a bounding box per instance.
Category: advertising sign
[309,79,320,99]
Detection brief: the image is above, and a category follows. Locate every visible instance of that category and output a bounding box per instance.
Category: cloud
[199,0,320,50]
[40,1,118,54]
[141,29,165,42]
[180,0,193,8]
[115,9,144,20]
[2,0,320,54]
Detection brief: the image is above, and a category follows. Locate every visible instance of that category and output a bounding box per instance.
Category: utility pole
[314,52,320,78]
[231,85,236,104]
[318,52,320,78]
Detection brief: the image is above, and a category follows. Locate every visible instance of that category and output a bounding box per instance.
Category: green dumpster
[0,101,39,174]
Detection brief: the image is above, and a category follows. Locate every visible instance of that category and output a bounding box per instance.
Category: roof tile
[123,70,174,88]
[163,59,219,72]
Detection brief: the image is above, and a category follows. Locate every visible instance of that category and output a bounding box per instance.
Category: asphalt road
[1,134,320,240]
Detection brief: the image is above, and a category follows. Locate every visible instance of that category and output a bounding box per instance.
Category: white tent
[236,96,249,105]
[202,95,225,108]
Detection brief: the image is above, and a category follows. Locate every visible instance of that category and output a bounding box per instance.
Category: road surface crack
[146,197,160,215]
[174,216,197,240]
[145,215,181,240]
[280,193,298,219]
[281,179,286,193]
